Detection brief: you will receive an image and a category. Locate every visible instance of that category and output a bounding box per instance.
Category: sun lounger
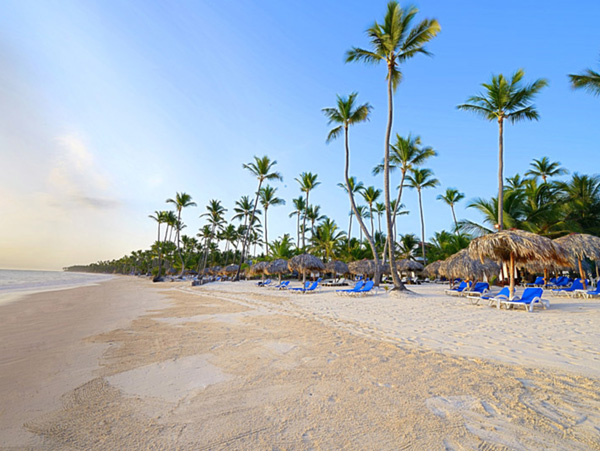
[348,280,376,296]
[500,287,549,312]
[525,276,545,287]
[336,281,365,296]
[552,279,584,296]
[462,282,489,298]
[581,285,600,298]
[475,287,510,308]
[269,280,290,289]
[257,279,271,287]
[444,281,471,296]
[289,281,319,293]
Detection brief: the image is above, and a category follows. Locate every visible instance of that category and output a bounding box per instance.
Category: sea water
[0,269,112,306]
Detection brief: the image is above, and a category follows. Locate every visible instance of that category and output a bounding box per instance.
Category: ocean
[0,269,112,305]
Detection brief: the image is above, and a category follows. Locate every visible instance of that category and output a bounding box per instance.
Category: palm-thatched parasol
[396,259,424,272]
[248,261,268,279]
[348,259,389,277]
[326,260,349,275]
[554,233,600,288]
[422,260,442,278]
[265,259,289,282]
[440,249,500,281]
[288,254,325,284]
[224,264,239,274]
[468,229,568,297]
[209,266,222,276]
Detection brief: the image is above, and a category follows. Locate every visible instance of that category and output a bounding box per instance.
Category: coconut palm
[295,172,320,249]
[269,234,295,259]
[232,195,262,252]
[289,196,306,249]
[347,1,440,288]
[397,233,420,260]
[310,218,346,262]
[569,59,600,96]
[437,188,465,233]
[166,192,196,276]
[457,69,548,230]
[559,173,600,235]
[355,205,370,243]
[405,168,439,263]
[337,176,364,243]
[360,186,381,237]
[525,156,568,183]
[322,92,384,283]
[235,156,282,279]
[148,210,170,279]
[374,202,386,235]
[220,224,239,265]
[259,185,285,256]
[305,205,325,236]
[200,199,227,273]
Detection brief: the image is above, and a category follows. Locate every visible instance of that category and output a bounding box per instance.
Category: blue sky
[0,0,598,270]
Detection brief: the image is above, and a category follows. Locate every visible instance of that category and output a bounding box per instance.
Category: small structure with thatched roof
[265,259,289,282]
[468,229,568,297]
[288,254,325,284]
[396,259,424,272]
[248,261,268,280]
[439,249,500,281]
[325,260,349,276]
[422,260,442,279]
[554,233,600,287]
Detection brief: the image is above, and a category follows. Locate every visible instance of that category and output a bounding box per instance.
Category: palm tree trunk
[509,252,515,298]
[302,193,309,248]
[296,213,300,249]
[344,126,381,286]
[156,223,163,279]
[370,206,374,239]
[383,71,404,289]
[348,211,353,248]
[264,207,269,256]
[418,189,426,264]
[451,205,459,234]
[382,169,407,263]
[378,213,382,235]
[235,180,263,281]
[498,118,504,231]
[578,258,587,288]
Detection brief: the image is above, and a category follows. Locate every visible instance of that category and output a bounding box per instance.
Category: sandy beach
[1,277,599,450]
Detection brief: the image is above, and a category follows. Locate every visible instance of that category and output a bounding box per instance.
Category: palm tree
[166,192,197,276]
[374,202,386,235]
[305,205,325,236]
[236,156,282,279]
[337,176,364,244]
[347,1,440,288]
[360,186,381,237]
[374,133,436,261]
[269,234,295,259]
[569,59,600,96]
[148,210,169,279]
[259,185,285,256]
[310,218,346,262]
[397,233,420,260]
[200,199,226,273]
[355,205,370,242]
[289,196,306,249]
[221,224,238,264]
[295,172,320,249]
[525,157,568,183]
[437,188,464,233]
[405,168,439,263]
[457,69,548,230]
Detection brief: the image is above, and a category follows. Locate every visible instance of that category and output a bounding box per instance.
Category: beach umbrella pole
[509,252,515,299]
[578,258,586,288]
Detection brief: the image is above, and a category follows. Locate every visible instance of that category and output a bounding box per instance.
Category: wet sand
[1,277,599,450]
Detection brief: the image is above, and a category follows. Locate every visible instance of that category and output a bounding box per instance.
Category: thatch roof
[422,260,442,277]
[248,261,268,276]
[347,259,389,275]
[209,266,222,275]
[554,233,600,262]
[325,260,349,275]
[288,254,325,274]
[439,249,500,280]
[265,259,289,275]
[468,229,569,266]
[396,259,424,272]
[223,264,239,274]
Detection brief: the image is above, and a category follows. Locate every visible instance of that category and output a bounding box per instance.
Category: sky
[0,0,598,270]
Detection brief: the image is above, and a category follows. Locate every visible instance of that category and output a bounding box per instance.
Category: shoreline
[1,277,599,449]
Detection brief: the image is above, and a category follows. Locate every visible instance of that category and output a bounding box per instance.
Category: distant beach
[1,276,599,449]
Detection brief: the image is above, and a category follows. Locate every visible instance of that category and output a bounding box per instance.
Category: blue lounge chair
[290,281,319,293]
[463,282,489,298]
[257,279,271,287]
[444,281,471,296]
[526,276,545,287]
[349,280,376,296]
[336,281,365,296]
[472,287,510,307]
[583,285,600,298]
[500,287,549,312]
[552,279,584,296]
[270,280,290,290]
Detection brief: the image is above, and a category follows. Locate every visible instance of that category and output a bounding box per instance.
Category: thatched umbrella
[440,248,500,281]
[326,260,349,275]
[209,266,222,276]
[249,261,268,280]
[224,264,239,274]
[347,259,389,278]
[396,259,424,272]
[288,254,325,284]
[469,229,568,297]
[554,233,600,288]
[422,260,442,278]
[265,259,289,283]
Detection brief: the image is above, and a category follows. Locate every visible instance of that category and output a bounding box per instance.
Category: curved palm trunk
[156,222,163,279]
[344,126,381,286]
[383,71,405,290]
[235,180,263,280]
[296,213,300,249]
[498,118,504,230]
[381,169,407,263]
[348,211,353,248]
[264,207,269,256]
[418,189,426,264]
[201,226,214,275]
[176,209,186,277]
[451,204,459,234]
[369,206,375,238]
[302,193,309,249]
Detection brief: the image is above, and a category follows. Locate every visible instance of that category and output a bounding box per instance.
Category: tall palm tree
[360,186,381,237]
[347,1,440,288]
[525,156,568,183]
[337,176,364,244]
[355,205,370,243]
[148,210,169,279]
[374,133,436,261]
[295,172,320,249]
[269,234,295,259]
[437,188,464,233]
[374,202,386,235]
[166,192,196,276]
[200,199,226,273]
[310,218,346,262]
[322,92,384,282]
[305,204,325,235]
[236,156,282,279]
[259,185,285,256]
[569,59,600,96]
[457,69,548,230]
[289,196,306,249]
[405,168,439,263]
